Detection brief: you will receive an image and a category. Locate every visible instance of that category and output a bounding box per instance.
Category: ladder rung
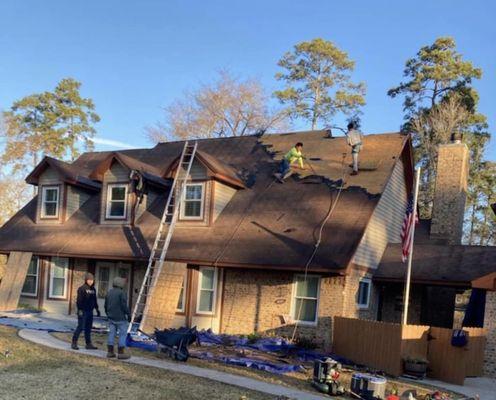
[129,141,197,332]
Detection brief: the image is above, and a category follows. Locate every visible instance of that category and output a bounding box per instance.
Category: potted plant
[403,356,428,375]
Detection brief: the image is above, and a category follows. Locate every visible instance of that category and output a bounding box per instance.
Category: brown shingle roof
[375,242,496,286]
[0,131,410,273]
[26,156,101,190]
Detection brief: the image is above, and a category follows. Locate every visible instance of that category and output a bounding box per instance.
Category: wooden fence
[427,327,486,385]
[333,317,486,385]
[333,317,429,376]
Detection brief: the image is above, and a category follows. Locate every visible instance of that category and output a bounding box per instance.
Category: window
[106,184,128,219]
[97,266,110,298]
[357,278,371,309]
[291,275,320,325]
[21,257,39,296]
[41,186,59,218]
[48,257,69,299]
[196,267,217,314]
[180,183,205,220]
[177,275,187,312]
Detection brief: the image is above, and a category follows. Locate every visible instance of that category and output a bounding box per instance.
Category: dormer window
[180,183,205,220]
[106,183,128,219]
[41,186,60,218]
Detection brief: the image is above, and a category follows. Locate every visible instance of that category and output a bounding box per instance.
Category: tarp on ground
[127,328,340,374]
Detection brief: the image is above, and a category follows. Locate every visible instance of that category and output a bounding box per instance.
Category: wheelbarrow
[153,326,198,362]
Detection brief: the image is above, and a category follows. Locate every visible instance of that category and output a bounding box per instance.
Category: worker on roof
[346,122,363,176]
[275,142,306,182]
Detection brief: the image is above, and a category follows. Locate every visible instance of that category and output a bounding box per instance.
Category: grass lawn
[0,326,275,400]
[53,331,462,399]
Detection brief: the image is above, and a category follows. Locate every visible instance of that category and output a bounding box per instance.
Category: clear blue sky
[1,0,494,159]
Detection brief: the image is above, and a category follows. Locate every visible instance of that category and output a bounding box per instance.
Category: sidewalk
[18,328,330,400]
[415,377,496,400]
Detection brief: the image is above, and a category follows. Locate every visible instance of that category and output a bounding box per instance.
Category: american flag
[401,195,419,262]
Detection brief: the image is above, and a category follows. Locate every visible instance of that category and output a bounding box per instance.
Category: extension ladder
[128,141,198,333]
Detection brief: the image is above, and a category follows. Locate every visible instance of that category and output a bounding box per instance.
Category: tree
[274,38,366,130]
[388,37,482,114]
[465,159,496,246]
[53,78,100,160]
[389,37,490,219]
[1,78,100,174]
[147,71,287,142]
[0,173,31,227]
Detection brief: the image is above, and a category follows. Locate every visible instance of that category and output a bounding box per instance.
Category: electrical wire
[290,153,348,342]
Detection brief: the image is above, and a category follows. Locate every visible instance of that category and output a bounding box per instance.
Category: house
[0,130,492,357]
[0,130,414,348]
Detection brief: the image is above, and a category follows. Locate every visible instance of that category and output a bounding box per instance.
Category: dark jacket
[104,287,130,322]
[76,283,99,313]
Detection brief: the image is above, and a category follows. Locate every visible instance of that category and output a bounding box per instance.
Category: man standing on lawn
[105,277,131,360]
[72,272,100,350]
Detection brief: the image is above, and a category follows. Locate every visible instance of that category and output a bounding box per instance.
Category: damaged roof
[0,130,410,273]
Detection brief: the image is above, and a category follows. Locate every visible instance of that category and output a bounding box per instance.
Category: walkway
[415,377,496,400]
[19,328,329,400]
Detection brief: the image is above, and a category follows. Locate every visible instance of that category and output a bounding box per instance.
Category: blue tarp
[127,328,342,374]
[197,330,330,362]
[194,351,304,374]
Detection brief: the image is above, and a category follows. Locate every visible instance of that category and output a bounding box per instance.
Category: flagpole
[402,166,421,325]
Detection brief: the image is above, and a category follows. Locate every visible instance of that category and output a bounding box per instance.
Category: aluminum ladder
[128,141,198,333]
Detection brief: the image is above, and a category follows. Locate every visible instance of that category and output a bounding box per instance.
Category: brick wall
[220,267,375,350]
[380,283,422,325]
[380,283,458,328]
[484,291,496,378]
[430,143,469,244]
[141,262,185,332]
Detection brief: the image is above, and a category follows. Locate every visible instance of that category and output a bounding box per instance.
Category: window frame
[40,185,60,219]
[105,183,128,220]
[357,278,372,309]
[290,274,321,326]
[47,257,69,300]
[176,273,187,313]
[180,182,205,221]
[21,256,40,297]
[195,267,218,315]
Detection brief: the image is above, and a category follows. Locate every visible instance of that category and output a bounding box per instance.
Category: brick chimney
[430,142,469,244]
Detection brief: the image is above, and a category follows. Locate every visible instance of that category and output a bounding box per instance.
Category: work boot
[85,343,98,350]
[107,345,116,358]
[117,347,131,360]
[71,339,79,350]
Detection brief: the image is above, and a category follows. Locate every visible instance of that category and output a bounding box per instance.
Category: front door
[95,261,131,312]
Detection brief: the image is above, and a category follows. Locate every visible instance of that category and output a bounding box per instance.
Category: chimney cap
[450,130,463,144]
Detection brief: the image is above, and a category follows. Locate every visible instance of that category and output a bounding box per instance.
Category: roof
[472,272,496,291]
[375,242,496,286]
[88,152,169,187]
[164,149,246,189]
[25,156,101,190]
[0,130,410,273]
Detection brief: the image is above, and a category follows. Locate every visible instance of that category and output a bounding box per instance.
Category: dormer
[26,156,100,224]
[89,152,169,225]
[163,150,245,226]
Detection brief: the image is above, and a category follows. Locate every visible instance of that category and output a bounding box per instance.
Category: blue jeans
[107,320,129,348]
[279,159,290,175]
